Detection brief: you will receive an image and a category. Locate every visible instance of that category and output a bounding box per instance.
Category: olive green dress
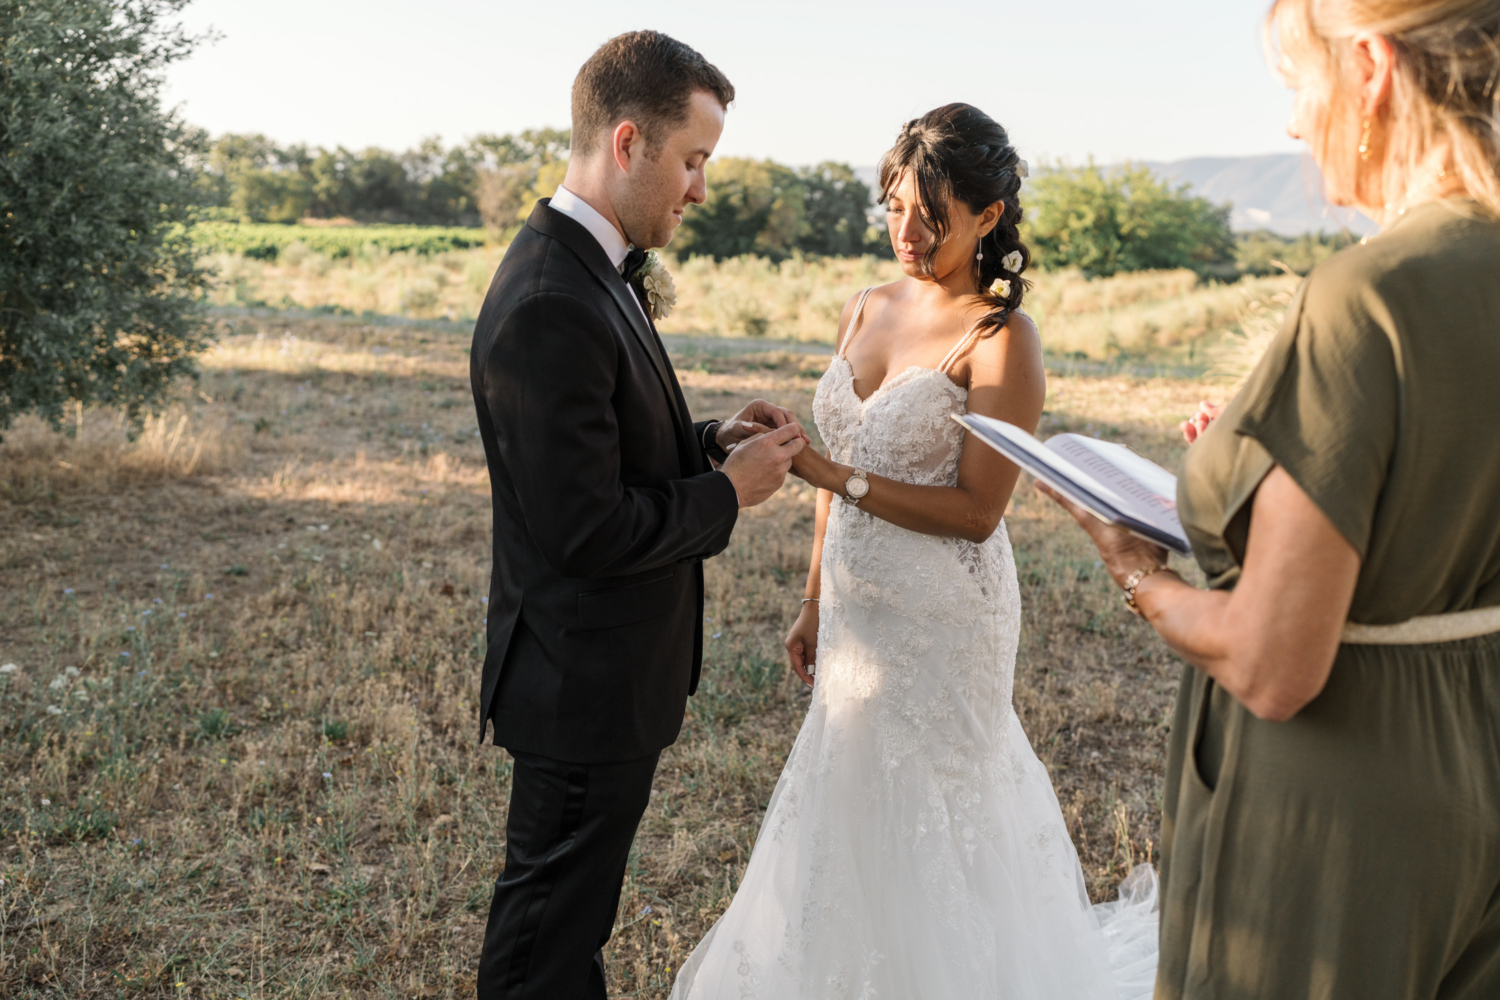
[1162,199,1500,1000]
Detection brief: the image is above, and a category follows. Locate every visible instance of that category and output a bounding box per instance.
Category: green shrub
[1025,162,1236,279]
[1235,229,1358,276]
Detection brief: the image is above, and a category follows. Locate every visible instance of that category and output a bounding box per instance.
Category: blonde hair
[1268,0,1500,218]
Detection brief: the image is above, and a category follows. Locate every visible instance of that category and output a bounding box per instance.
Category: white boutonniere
[633,251,677,321]
[991,277,1013,299]
[1000,250,1024,273]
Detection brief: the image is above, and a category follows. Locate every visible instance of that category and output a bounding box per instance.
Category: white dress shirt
[549,186,629,271]
[549,186,650,323]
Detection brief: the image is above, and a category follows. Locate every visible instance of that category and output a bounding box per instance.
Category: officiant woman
[1041,0,1500,996]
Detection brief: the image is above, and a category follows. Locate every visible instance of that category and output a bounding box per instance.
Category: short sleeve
[1232,272,1400,559]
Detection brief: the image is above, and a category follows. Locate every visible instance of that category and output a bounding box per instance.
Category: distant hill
[853,154,1376,237]
[1147,154,1375,236]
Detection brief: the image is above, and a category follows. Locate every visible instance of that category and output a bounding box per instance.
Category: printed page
[1044,434,1183,539]
[954,415,1191,554]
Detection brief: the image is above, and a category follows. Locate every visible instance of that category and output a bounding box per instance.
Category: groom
[469,30,805,1000]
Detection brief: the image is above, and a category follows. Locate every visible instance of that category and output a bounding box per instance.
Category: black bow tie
[621,246,648,286]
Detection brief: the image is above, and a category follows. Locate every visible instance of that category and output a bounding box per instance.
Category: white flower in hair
[1000,250,1024,273]
[1016,159,1030,179]
[634,251,677,321]
[991,277,1013,299]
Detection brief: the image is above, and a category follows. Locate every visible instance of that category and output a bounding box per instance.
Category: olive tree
[0,0,211,437]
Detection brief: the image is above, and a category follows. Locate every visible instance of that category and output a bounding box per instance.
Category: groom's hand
[717,399,808,451]
[721,423,805,508]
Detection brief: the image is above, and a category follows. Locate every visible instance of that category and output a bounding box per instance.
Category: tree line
[197,131,888,261]
[204,131,1290,278]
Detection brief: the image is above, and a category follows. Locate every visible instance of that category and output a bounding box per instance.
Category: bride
[671,104,1157,999]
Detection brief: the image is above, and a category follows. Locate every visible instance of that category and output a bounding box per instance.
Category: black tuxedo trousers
[470,200,738,997]
[478,750,658,1000]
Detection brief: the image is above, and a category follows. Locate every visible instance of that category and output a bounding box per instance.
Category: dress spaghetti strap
[836,288,875,358]
[937,322,985,375]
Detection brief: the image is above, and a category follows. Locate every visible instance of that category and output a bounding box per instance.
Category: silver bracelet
[801,597,819,605]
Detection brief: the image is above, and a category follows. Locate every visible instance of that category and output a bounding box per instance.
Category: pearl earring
[976,250,983,261]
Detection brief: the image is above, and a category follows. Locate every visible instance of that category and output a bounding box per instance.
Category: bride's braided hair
[878,103,1031,336]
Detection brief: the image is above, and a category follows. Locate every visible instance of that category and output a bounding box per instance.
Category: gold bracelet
[1122,564,1170,617]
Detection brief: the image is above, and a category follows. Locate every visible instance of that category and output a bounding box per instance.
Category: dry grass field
[1,312,1221,998]
[207,246,1298,360]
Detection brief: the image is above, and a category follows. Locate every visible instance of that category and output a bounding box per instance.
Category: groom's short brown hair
[571,31,734,156]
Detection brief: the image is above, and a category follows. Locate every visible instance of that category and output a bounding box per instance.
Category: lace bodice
[813,356,970,487]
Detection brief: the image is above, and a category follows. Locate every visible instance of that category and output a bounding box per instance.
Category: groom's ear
[610,119,647,175]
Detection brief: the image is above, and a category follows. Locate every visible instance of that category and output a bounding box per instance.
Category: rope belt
[1342,605,1500,645]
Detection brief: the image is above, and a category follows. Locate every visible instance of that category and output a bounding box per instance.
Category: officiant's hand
[722,423,806,507]
[1179,401,1223,444]
[1035,481,1170,591]
[718,399,809,451]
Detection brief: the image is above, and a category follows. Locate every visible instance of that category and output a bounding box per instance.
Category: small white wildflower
[40,798,51,806]
[0,663,18,674]
[49,675,67,691]
[45,705,63,715]
[65,666,80,677]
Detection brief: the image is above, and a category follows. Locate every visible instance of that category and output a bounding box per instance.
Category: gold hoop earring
[1358,119,1373,161]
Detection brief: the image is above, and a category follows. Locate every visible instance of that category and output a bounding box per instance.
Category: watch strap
[702,420,729,463]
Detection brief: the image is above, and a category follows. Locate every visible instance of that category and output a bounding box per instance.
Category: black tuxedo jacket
[470,199,739,763]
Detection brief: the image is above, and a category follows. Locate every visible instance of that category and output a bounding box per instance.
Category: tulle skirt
[670,701,1159,999]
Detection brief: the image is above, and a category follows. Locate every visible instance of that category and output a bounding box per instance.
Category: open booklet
[952,413,1192,555]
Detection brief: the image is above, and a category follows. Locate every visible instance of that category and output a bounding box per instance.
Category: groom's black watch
[702,420,730,464]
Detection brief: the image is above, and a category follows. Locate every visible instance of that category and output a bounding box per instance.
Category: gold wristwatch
[843,469,870,505]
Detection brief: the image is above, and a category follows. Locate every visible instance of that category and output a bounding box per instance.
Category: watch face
[846,475,869,499]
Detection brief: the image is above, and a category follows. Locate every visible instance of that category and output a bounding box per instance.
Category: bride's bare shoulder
[835,279,907,338]
[969,309,1043,379]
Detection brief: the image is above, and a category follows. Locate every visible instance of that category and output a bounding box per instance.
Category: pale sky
[164,0,1303,167]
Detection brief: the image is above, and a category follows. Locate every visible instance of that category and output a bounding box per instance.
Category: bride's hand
[786,601,819,686]
[719,399,809,450]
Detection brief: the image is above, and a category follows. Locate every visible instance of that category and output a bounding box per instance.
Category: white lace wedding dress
[671,290,1159,999]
